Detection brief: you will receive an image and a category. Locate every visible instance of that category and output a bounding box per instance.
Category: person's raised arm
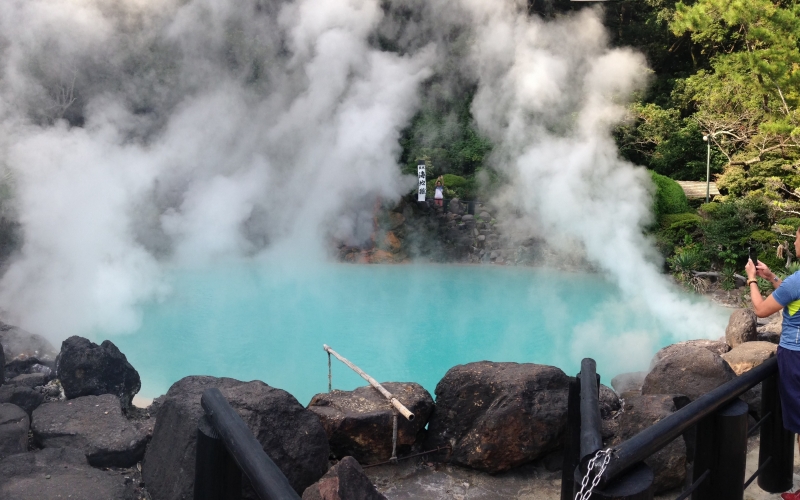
[746,258,784,317]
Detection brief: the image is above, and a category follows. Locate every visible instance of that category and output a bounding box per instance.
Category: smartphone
[749,247,759,266]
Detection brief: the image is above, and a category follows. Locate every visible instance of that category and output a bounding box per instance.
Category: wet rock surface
[0,403,28,459]
[642,345,736,401]
[0,447,137,500]
[721,341,777,375]
[726,309,758,348]
[425,361,569,474]
[56,336,141,408]
[308,382,434,464]
[31,394,149,467]
[302,456,387,500]
[613,394,690,493]
[143,375,329,499]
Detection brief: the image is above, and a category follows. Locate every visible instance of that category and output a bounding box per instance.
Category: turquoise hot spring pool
[91,262,725,405]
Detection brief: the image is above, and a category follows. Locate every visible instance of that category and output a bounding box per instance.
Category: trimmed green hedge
[650,171,690,218]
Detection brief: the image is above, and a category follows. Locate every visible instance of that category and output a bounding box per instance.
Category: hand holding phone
[749,247,759,266]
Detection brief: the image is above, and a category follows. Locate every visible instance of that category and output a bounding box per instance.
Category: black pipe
[579,358,603,462]
[201,388,301,500]
[601,356,778,486]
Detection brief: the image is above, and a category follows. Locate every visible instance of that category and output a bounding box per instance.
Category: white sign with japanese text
[417,162,426,202]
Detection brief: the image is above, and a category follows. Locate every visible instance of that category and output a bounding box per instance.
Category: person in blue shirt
[746,226,800,499]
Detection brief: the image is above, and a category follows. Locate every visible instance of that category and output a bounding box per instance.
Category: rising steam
[0,0,727,344]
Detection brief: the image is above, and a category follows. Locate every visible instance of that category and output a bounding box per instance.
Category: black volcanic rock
[425,361,569,473]
[31,394,148,467]
[56,336,140,408]
[0,403,28,459]
[308,382,434,464]
[302,456,386,500]
[0,447,136,499]
[143,376,329,499]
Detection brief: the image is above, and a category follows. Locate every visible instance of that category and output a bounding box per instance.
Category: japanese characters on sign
[417,161,426,202]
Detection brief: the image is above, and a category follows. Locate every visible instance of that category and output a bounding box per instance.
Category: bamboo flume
[323,344,415,421]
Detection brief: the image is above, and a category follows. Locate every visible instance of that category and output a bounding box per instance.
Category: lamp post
[703,135,710,203]
[702,130,737,204]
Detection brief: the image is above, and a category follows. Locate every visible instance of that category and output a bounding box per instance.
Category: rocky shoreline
[0,305,788,499]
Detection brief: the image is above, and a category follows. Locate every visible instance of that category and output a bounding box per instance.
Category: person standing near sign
[434,177,444,207]
[746,227,800,500]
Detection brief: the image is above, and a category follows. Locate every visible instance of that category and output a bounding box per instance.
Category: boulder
[613,394,689,493]
[0,322,58,369]
[56,336,140,408]
[0,447,136,499]
[721,341,777,375]
[308,383,434,464]
[0,403,28,459]
[448,199,465,215]
[0,384,44,416]
[611,371,647,396]
[382,232,401,253]
[302,456,386,500]
[4,356,53,381]
[599,384,621,419]
[725,309,758,348]
[7,373,47,389]
[143,376,329,499]
[425,361,569,473]
[758,330,781,344]
[31,394,148,467]
[649,340,731,370]
[388,212,405,230]
[642,346,736,401]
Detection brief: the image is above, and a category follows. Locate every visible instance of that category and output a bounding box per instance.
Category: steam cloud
[0,0,727,344]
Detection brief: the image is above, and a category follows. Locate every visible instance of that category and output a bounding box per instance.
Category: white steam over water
[0,0,727,344]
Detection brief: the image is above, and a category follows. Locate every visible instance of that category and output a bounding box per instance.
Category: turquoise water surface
[94,263,721,405]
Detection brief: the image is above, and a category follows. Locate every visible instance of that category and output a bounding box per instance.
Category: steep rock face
[302,456,386,500]
[0,447,136,500]
[642,346,736,401]
[613,394,689,494]
[56,336,140,409]
[726,309,758,348]
[425,361,569,473]
[31,394,148,467]
[308,383,434,464]
[143,376,329,500]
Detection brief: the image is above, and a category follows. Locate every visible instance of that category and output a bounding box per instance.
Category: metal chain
[574,448,612,500]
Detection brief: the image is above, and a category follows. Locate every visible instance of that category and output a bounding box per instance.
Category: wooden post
[323,344,414,421]
[758,374,795,493]
[693,398,748,500]
[194,415,242,500]
[560,376,581,500]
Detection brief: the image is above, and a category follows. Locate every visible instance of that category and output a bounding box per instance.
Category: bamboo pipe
[323,344,415,421]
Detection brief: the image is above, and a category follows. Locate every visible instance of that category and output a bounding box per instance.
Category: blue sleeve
[773,273,799,306]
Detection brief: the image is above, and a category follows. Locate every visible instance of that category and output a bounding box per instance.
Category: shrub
[650,171,690,218]
[656,212,702,251]
[442,174,467,189]
[699,196,772,267]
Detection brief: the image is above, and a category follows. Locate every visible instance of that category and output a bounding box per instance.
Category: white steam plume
[454,4,728,340]
[0,0,433,340]
[0,0,727,348]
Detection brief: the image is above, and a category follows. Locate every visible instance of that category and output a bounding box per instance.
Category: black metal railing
[194,388,301,500]
[561,356,794,500]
